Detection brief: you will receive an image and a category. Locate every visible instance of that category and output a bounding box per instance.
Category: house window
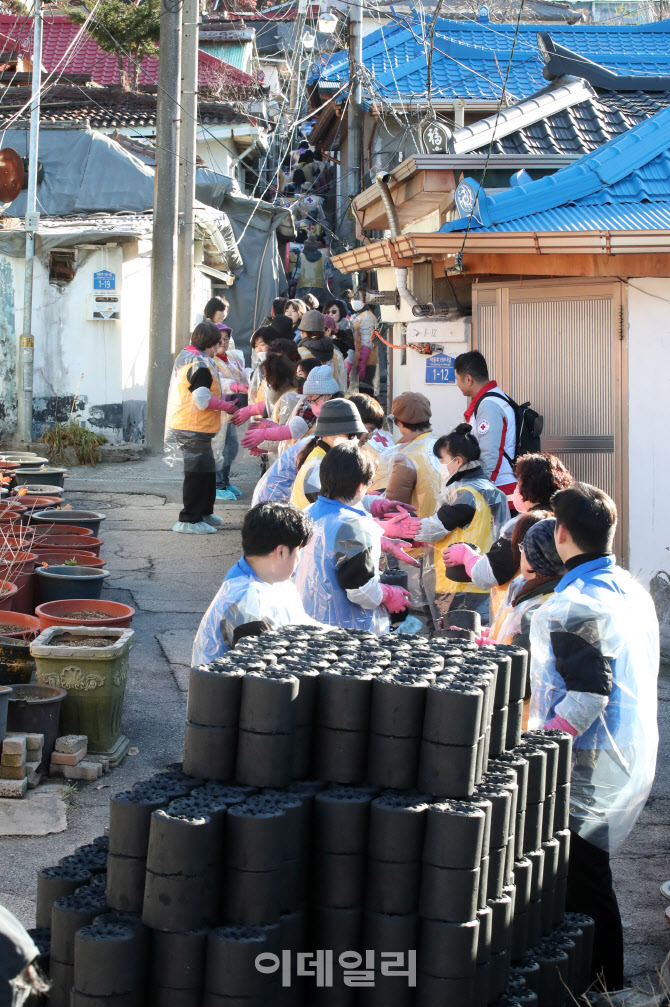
[49,250,76,284]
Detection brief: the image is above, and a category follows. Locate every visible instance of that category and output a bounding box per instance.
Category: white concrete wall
[196,137,239,180]
[627,278,670,587]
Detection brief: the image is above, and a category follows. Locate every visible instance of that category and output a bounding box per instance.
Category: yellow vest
[290,445,325,510]
[167,355,222,435]
[393,432,441,519]
[433,484,499,596]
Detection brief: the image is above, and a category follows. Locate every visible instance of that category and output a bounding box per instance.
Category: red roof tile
[0,13,258,87]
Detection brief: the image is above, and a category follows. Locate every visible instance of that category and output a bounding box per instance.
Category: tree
[65,0,161,90]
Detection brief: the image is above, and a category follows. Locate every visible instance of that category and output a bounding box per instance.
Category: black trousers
[566,829,624,990]
[176,431,216,524]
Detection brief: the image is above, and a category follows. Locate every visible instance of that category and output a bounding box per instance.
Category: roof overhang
[331,229,670,273]
[353,153,580,232]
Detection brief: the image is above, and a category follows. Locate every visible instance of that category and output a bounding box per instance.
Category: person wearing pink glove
[415,423,509,627]
[165,321,233,535]
[211,317,248,501]
[294,442,410,634]
[240,354,301,467]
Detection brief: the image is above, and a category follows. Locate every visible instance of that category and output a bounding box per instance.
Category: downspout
[376,173,418,311]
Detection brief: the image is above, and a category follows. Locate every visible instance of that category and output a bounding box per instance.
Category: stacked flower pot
[36,625,594,1006]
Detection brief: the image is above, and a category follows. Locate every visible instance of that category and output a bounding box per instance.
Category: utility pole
[17,0,42,444]
[347,0,362,249]
[175,0,198,345]
[145,0,182,451]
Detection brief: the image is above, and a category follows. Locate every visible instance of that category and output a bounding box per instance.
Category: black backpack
[474,391,543,464]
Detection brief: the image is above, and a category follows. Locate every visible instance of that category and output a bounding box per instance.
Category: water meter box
[89,293,121,320]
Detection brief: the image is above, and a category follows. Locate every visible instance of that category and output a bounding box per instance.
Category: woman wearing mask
[295,442,411,634]
[165,322,237,534]
[348,392,396,494]
[491,517,566,653]
[347,296,378,387]
[212,324,248,501]
[244,353,302,467]
[418,423,509,623]
[250,365,341,505]
[242,360,336,459]
[444,452,572,619]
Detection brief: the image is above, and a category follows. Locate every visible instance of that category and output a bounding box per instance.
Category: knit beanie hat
[314,398,367,437]
[302,364,340,396]
[522,518,566,578]
[300,337,334,363]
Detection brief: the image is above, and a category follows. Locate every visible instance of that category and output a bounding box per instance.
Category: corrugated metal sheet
[201,41,252,72]
[472,202,670,231]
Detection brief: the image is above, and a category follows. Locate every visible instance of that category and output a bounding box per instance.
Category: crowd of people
[164,295,660,996]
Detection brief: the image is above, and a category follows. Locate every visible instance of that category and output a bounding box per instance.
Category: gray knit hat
[314,398,366,437]
[302,364,340,396]
[298,309,325,334]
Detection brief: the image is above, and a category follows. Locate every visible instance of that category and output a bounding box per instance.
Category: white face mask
[252,350,267,367]
[351,299,365,312]
[440,458,458,481]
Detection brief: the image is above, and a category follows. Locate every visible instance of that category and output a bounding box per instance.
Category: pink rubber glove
[381,537,420,568]
[242,424,292,449]
[358,344,371,380]
[544,715,578,738]
[379,511,422,541]
[475,627,491,646]
[381,583,412,614]
[231,402,266,426]
[444,543,479,577]
[208,396,237,415]
[230,382,249,394]
[370,499,418,519]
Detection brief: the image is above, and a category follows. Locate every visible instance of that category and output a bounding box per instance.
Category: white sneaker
[172,520,218,535]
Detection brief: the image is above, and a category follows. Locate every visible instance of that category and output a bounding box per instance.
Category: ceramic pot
[31,625,134,764]
[32,509,106,536]
[35,566,110,603]
[0,635,36,685]
[5,682,67,767]
[36,600,135,630]
[0,580,18,612]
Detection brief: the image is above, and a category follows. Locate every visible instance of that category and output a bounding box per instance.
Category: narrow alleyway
[0,454,667,991]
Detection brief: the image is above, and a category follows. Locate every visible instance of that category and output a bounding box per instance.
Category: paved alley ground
[0,451,667,992]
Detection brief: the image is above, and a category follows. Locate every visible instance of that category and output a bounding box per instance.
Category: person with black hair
[454,350,517,498]
[413,423,509,624]
[529,483,659,991]
[269,314,295,342]
[165,322,238,534]
[242,353,301,467]
[348,392,395,493]
[192,502,316,663]
[211,321,248,502]
[203,296,229,324]
[294,443,411,633]
[445,452,573,620]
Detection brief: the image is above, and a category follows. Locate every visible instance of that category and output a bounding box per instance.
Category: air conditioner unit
[89,294,120,321]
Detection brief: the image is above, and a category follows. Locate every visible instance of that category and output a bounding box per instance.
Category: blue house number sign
[94,270,116,290]
[426,353,455,384]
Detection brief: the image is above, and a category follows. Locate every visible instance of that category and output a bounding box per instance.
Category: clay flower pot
[18,496,63,512]
[11,484,64,498]
[6,682,67,769]
[31,626,134,765]
[2,552,37,615]
[36,600,135,631]
[35,552,104,569]
[0,635,34,685]
[39,536,102,557]
[0,611,40,642]
[0,580,18,612]
[36,524,94,539]
[32,510,106,536]
[35,566,110,604]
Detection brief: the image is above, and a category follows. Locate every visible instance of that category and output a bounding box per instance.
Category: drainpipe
[376,173,418,311]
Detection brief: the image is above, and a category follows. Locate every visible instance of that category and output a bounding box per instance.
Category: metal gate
[472,279,627,562]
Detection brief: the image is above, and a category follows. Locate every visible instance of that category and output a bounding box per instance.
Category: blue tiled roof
[312,18,670,102]
[440,105,670,232]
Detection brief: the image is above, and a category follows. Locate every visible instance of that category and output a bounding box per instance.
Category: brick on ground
[0,765,27,781]
[2,736,26,757]
[1,753,26,768]
[51,746,87,767]
[0,777,27,798]
[87,755,110,774]
[54,735,87,755]
[26,761,41,789]
[49,761,102,781]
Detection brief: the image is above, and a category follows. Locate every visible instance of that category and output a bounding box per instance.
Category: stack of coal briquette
[36,624,594,1007]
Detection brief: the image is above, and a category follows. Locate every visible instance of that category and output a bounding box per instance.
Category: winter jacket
[464,381,516,490]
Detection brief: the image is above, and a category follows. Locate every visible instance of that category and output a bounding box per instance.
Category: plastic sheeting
[164,346,224,471]
[529,558,660,854]
[252,438,305,506]
[192,557,316,664]
[294,496,389,635]
[491,574,554,646]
